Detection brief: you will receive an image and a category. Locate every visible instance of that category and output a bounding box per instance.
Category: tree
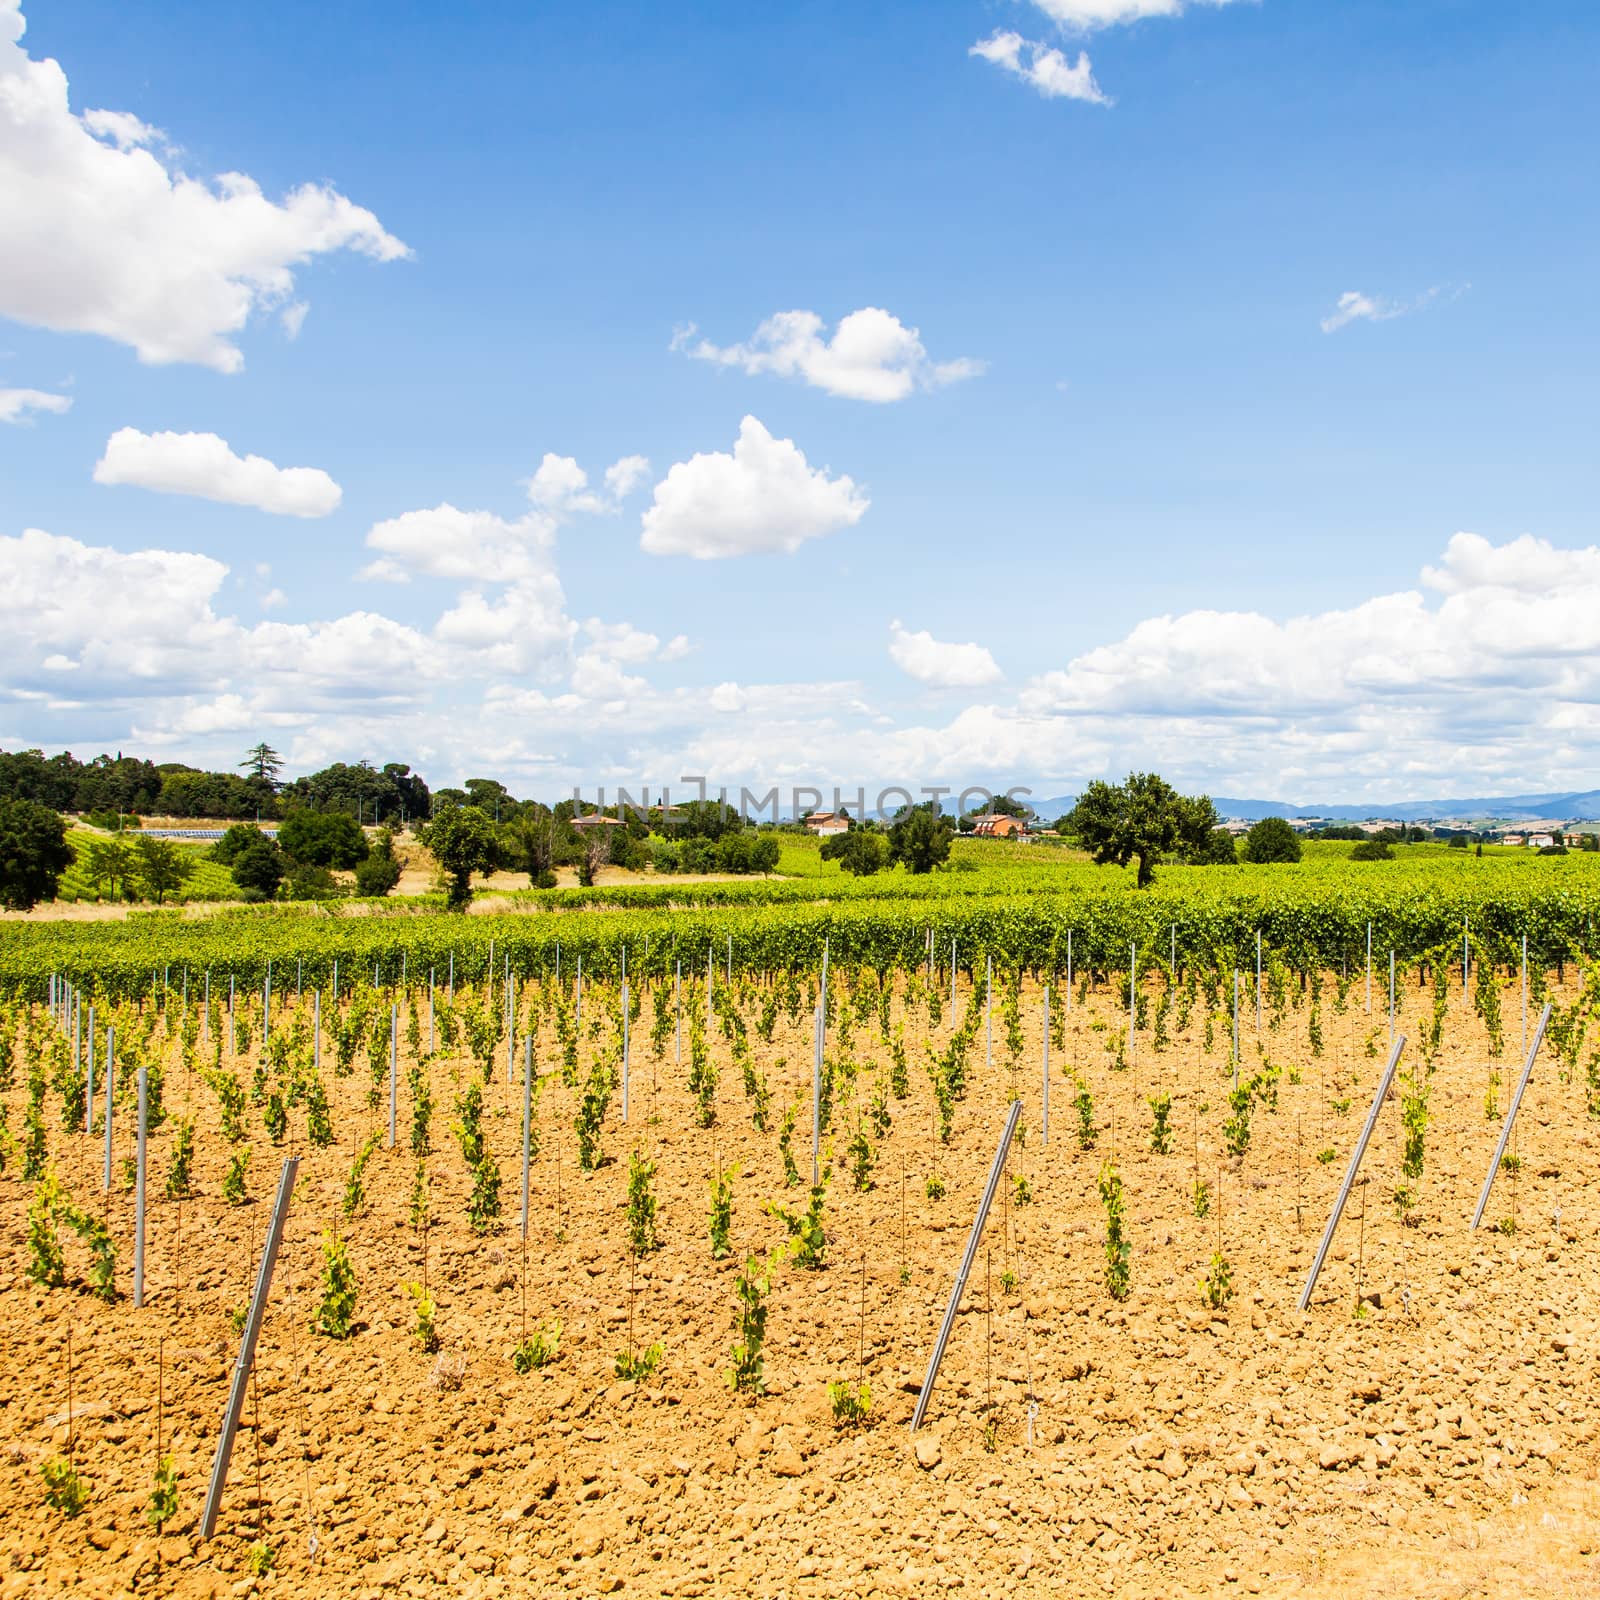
[887,804,954,874]
[278,809,369,869]
[354,827,403,896]
[158,768,271,820]
[132,836,194,904]
[240,744,284,789]
[231,835,285,900]
[1069,773,1218,889]
[1193,827,1238,866]
[577,833,607,888]
[821,828,886,876]
[1241,816,1302,865]
[420,805,497,910]
[0,797,74,910]
[1350,838,1393,861]
[211,823,268,866]
[511,810,556,886]
[970,793,1031,821]
[715,831,780,875]
[1447,833,1469,849]
[464,777,513,820]
[84,837,136,900]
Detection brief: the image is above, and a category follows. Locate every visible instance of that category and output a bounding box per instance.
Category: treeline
[0,748,430,824]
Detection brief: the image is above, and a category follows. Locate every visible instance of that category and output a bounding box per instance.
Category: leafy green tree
[420,805,497,910]
[284,860,341,898]
[464,778,513,818]
[354,827,402,896]
[821,828,886,876]
[231,835,285,900]
[970,793,1031,820]
[1068,773,1218,889]
[132,836,194,904]
[278,809,369,868]
[278,759,430,826]
[1193,827,1238,866]
[1350,838,1393,861]
[1241,816,1302,865]
[84,837,136,900]
[886,804,954,874]
[157,768,269,819]
[0,797,74,910]
[211,823,268,866]
[715,831,780,874]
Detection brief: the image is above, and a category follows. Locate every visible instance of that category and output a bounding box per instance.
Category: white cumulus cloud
[1029,0,1248,30]
[970,31,1111,104]
[1019,533,1600,726]
[888,620,1004,688]
[676,308,983,403]
[92,427,342,517]
[362,504,556,585]
[0,0,408,372]
[0,385,70,423]
[640,416,868,559]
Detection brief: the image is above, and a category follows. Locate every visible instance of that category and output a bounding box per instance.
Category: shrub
[1148,1091,1172,1154]
[1242,816,1301,865]
[627,1149,660,1257]
[574,1060,610,1171]
[222,1146,251,1206]
[1200,1251,1233,1310]
[314,1231,358,1338]
[827,1379,872,1426]
[404,1281,439,1352]
[41,1456,90,1517]
[511,1321,561,1373]
[708,1160,737,1259]
[614,1342,664,1382]
[342,1132,377,1218]
[768,1172,829,1270]
[727,1251,775,1393]
[146,1455,178,1532]
[1097,1160,1130,1301]
[1074,1078,1097,1151]
[26,1173,66,1288]
[467,1155,502,1235]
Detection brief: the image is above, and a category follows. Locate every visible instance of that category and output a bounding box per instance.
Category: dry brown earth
[3,973,1597,1597]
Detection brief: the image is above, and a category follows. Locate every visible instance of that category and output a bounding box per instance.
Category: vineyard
[4,858,1600,1597]
[4,848,1600,1003]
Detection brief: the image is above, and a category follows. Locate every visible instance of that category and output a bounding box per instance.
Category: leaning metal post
[201,1157,299,1540]
[1298,1035,1406,1311]
[910,1099,1023,1434]
[1472,1002,1553,1230]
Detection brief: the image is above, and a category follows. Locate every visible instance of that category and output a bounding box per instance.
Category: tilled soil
[3,972,1598,1599]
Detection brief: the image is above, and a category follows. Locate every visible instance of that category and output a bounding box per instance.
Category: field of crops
[4,846,1598,1007]
[4,851,1600,1598]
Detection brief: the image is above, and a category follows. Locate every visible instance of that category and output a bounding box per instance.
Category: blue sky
[3,0,1599,805]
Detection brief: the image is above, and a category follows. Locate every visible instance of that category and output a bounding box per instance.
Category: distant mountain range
[1024,789,1600,824]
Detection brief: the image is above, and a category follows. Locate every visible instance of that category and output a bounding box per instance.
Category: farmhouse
[569,813,626,833]
[971,813,1026,839]
[803,811,850,837]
